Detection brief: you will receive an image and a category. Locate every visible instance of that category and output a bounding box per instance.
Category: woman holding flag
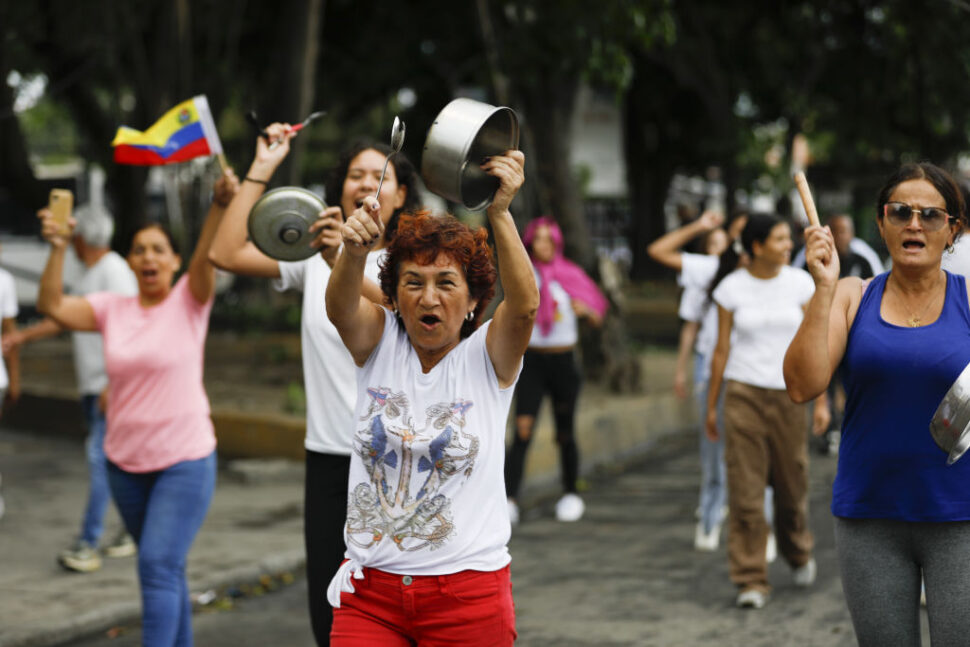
[209,122,420,645]
[36,165,239,646]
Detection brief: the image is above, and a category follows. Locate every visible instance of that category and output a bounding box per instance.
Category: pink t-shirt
[87,275,215,472]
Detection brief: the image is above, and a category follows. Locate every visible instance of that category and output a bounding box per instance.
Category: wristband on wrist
[244,176,269,185]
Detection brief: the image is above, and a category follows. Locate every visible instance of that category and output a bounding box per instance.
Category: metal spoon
[375,116,405,198]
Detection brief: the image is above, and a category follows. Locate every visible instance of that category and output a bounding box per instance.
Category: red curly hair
[379,210,497,338]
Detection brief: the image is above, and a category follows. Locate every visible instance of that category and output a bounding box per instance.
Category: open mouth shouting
[419,314,442,330]
[901,238,926,252]
[141,267,159,282]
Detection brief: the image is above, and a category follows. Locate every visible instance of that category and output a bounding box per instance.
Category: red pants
[331,565,516,646]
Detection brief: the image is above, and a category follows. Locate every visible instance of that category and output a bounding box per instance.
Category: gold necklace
[889,273,944,327]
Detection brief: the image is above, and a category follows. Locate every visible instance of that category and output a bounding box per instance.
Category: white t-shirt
[678,253,719,361]
[529,272,578,348]
[276,251,384,455]
[0,268,18,390]
[72,252,138,395]
[328,310,517,607]
[712,266,815,390]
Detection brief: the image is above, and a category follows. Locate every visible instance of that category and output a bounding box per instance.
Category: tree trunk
[624,87,673,281]
[515,77,592,269]
[275,0,323,186]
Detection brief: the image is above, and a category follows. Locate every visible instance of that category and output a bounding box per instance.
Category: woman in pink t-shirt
[37,170,239,646]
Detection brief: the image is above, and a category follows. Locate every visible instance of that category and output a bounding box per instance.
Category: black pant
[304,450,350,646]
[505,349,582,499]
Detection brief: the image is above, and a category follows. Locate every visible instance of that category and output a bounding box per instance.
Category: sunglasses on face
[883,202,953,231]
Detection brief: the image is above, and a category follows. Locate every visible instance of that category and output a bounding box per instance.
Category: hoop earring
[465,311,474,322]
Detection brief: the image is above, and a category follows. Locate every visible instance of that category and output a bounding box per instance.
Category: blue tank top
[833,271,970,521]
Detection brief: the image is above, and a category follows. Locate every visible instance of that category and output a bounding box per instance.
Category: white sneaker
[765,532,777,564]
[507,499,520,526]
[792,557,817,587]
[827,430,841,456]
[103,530,136,558]
[694,522,720,551]
[555,493,585,522]
[736,589,768,609]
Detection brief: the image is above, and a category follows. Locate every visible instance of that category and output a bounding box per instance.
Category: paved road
[58,430,932,646]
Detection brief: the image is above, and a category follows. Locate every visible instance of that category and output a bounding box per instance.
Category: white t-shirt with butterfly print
[328,308,519,607]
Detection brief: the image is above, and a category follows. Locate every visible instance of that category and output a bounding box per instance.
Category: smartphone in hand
[48,189,73,237]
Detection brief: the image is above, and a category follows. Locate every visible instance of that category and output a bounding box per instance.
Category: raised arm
[209,123,295,278]
[784,225,854,403]
[647,210,725,271]
[209,124,385,303]
[484,151,539,388]
[187,167,240,303]
[36,209,97,331]
[327,197,387,365]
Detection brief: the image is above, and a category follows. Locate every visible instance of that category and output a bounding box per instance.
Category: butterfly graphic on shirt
[347,389,477,552]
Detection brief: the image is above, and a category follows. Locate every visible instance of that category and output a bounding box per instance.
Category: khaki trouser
[723,380,814,592]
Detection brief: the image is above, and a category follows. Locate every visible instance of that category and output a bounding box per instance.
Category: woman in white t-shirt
[208,123,420,644]
[705,213,828,609]
[325,150,535,645]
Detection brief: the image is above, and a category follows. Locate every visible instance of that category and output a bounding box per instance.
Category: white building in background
[568,85,632,271]
[570,84,627,199]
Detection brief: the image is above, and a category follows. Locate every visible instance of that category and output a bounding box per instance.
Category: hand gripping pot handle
[421,98,520,211]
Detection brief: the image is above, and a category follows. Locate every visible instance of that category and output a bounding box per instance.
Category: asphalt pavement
[1,421,933,646]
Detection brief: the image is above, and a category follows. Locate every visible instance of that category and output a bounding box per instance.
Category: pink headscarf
[522,217,609,335]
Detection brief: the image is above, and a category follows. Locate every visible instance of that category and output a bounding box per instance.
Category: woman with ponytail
[706,213,828,609]
[504,217,608,524]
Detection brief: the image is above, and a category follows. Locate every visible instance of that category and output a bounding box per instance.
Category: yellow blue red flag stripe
[111,95,223,165]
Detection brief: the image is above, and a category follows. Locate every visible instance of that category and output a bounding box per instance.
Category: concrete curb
[0,550,308,647]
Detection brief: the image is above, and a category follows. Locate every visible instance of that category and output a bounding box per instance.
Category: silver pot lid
[247,187,326,261]
[929,360,970,465]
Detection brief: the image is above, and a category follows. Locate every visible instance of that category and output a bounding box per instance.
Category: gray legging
[834,517,970,647]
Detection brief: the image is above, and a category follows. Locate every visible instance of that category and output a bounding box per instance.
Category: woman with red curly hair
[325,150,537,645]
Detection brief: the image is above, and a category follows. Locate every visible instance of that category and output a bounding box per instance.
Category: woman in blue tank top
[785,162,970,646]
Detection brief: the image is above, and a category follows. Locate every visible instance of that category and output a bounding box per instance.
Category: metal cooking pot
[421,98,519,211]
[247,187,326,261]
[929,361,970,465]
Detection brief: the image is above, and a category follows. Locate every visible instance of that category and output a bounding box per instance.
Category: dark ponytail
[706,243,741,303]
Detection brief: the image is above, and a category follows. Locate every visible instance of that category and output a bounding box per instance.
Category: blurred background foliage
[6,0,970,282]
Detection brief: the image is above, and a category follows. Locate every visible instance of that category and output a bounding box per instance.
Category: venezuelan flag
[112,95,223,165]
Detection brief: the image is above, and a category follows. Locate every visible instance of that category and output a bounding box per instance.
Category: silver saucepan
[929,361,970,465]
[421,98,519,211]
